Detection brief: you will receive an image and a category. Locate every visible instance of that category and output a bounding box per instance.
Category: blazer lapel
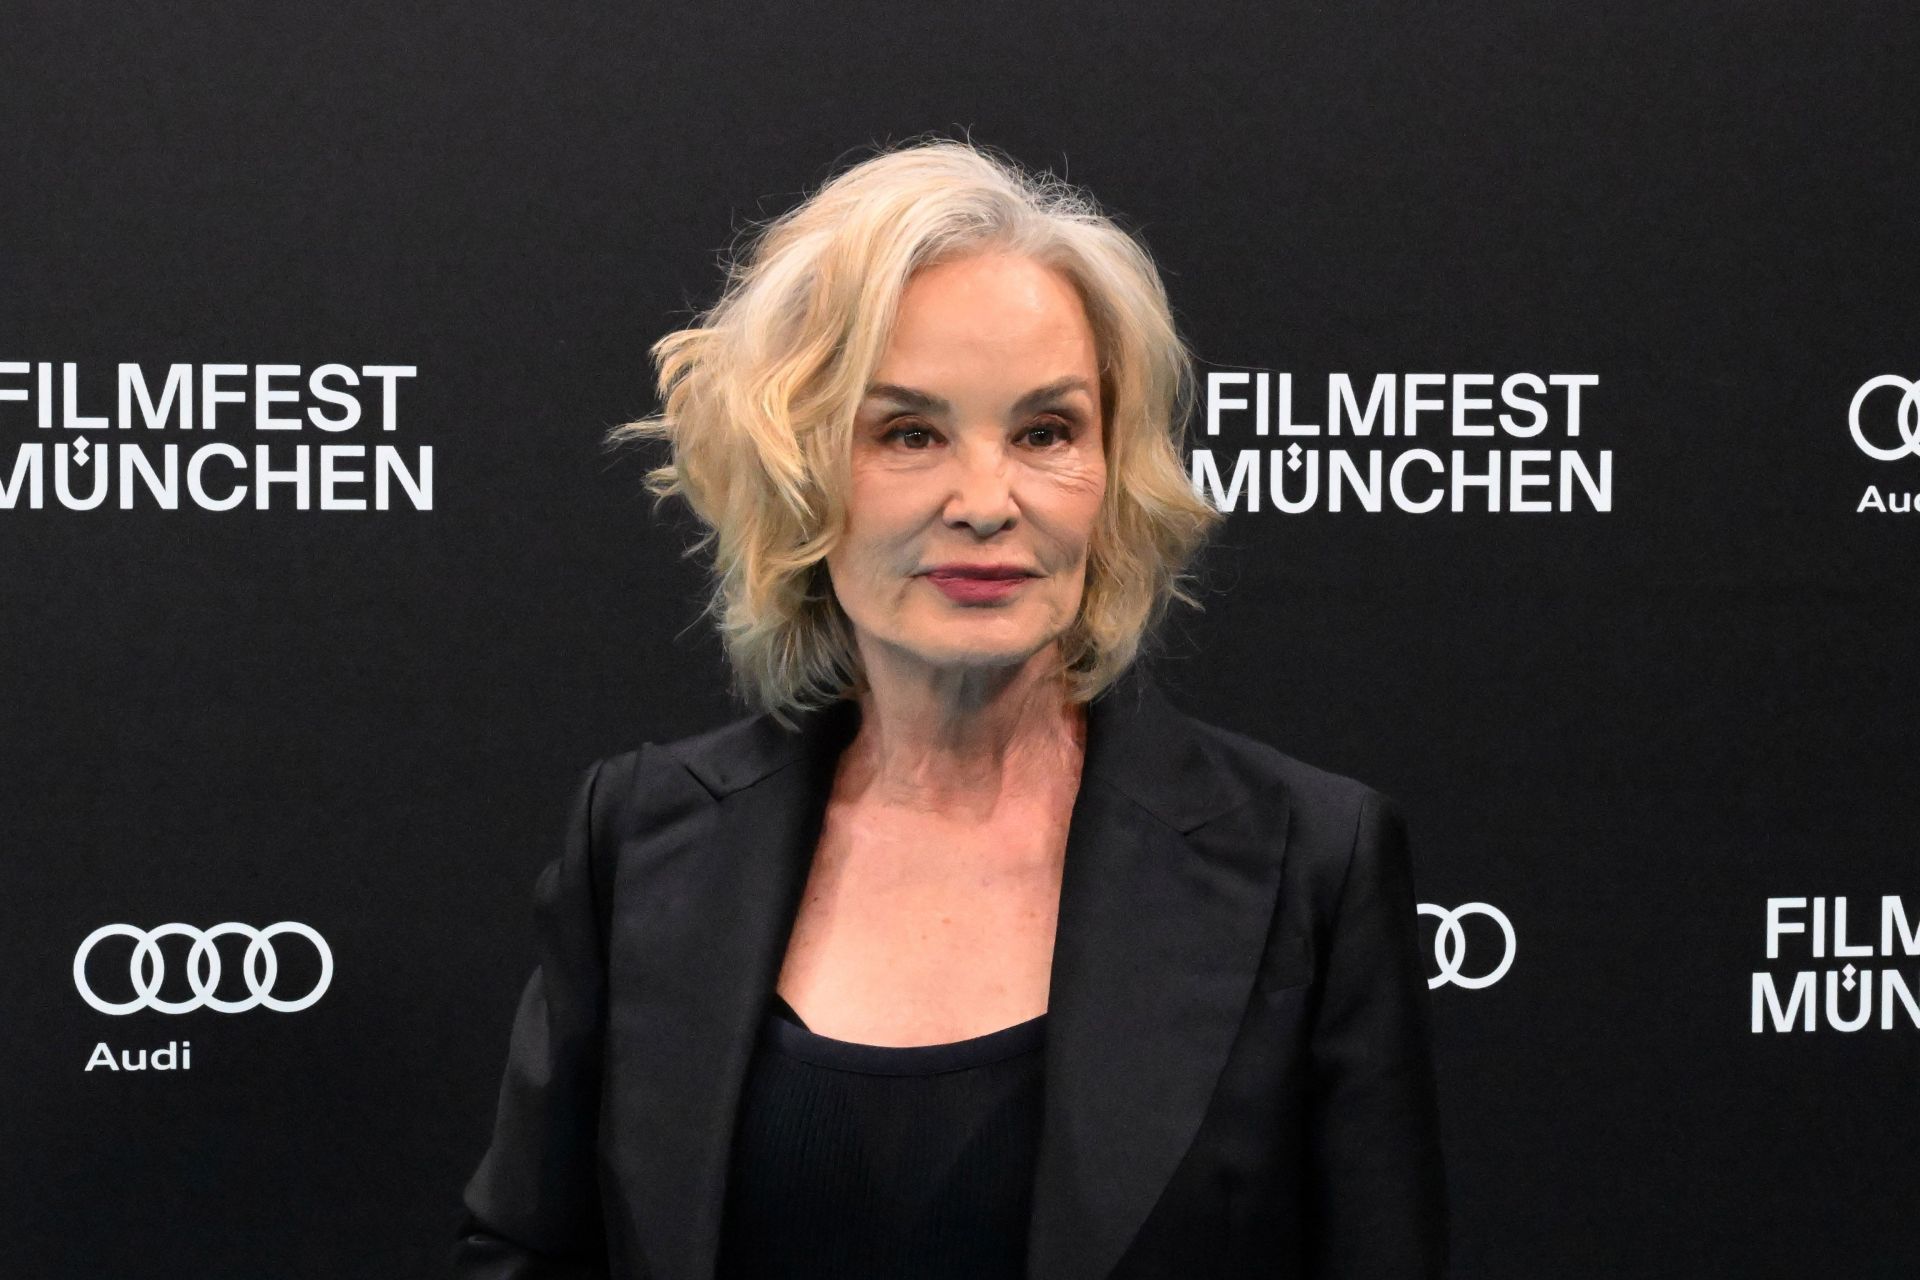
[602,695,859,1280]
[602,664,1288,1280]
[1025,667,1291,1280]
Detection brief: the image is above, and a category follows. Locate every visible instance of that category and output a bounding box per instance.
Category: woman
[454,138,1448,1279]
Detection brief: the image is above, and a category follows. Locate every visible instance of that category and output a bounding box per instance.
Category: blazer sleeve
[452,757,615,1279]
[1304,787,1451,1279]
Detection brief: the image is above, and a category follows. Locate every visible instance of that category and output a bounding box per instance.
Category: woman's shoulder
[575,701,819,827]
[1169,703,1411,888]
[1176,705,1398,825]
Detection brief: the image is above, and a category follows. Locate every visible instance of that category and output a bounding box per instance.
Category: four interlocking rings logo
[73,922,333,1015]
[1849,375,1920,461]
[1418,902,1517,990]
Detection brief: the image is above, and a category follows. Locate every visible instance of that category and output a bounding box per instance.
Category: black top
[715,991,1048,1279]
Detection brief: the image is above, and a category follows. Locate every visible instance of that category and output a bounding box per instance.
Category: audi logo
[1849,375,1920,461]
[73,922,333,1015]
[1418,902,1517,990]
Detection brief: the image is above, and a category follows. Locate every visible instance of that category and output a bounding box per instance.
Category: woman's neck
[838,646,1087,818]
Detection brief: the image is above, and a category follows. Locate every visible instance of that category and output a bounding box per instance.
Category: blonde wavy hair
[606,136,1223,726]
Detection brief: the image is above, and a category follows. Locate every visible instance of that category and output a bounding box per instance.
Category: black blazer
[454,663,1449,1279]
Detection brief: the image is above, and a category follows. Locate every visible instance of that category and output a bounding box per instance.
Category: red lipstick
[923,563,1037,605]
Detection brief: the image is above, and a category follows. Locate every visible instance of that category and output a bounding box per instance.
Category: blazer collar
[604,661,1291,1280]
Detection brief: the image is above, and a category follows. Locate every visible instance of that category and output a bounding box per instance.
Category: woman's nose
[942,438,1018,532]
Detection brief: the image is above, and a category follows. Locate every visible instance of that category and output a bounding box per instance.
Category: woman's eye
[880,422,936,449]
[876,415,1075,450]
[1022,416,1076,448]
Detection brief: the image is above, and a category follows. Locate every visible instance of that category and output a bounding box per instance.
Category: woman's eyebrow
[863,376,1094,414]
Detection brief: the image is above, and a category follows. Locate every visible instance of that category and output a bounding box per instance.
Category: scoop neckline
[762,995,1048,1076]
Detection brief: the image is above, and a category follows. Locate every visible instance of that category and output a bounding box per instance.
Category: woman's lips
[925,571,1032,604]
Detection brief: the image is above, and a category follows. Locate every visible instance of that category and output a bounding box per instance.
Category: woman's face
[827,251,1108,683]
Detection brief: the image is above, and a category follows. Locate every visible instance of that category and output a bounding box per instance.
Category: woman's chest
[773,806,1070,1043]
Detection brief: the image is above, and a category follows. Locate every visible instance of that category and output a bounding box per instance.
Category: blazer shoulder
[578,702,792,835]
[1176,716,1421,944]
[1178,712,1406,881]
[1184,714,1394,818]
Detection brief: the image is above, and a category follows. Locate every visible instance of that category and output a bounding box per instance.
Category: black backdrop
[3,3,1916,1277]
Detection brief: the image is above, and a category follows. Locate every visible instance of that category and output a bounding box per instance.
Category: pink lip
[924,567,1035,604]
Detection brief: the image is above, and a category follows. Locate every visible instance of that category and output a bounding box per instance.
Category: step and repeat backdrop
[3,3,1914,1277]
